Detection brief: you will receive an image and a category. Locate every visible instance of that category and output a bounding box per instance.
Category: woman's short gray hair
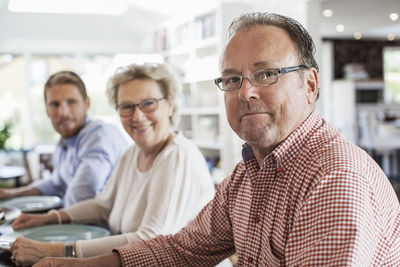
[228,12,319,72]
[106,63,181,127]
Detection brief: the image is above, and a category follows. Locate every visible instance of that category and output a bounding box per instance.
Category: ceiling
[0,0,399,55]
[319,0,400,40]
[118,0,400,40]
[119,0,400,40]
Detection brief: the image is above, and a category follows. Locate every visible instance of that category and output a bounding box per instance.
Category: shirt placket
[243,160,277,266]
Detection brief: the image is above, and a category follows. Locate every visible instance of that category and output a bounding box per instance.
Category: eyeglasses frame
[214,65,309,91]
[117,97,166,117]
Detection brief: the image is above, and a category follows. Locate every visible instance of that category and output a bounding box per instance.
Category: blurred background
[0,0,400,189]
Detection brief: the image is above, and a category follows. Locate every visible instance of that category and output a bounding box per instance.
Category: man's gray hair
[228,12,319,72]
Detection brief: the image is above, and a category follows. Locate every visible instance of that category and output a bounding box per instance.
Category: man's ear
[85,97,90,111]
[306,68,319,104]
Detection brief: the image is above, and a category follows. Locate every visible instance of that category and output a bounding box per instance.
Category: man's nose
[238,77,259,101]
[57,102,70,116]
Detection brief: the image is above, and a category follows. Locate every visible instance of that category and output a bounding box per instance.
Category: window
[384,47,400,103]
[0,53,162,150]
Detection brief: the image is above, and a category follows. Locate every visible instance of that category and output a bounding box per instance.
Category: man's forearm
[11,186,42,197]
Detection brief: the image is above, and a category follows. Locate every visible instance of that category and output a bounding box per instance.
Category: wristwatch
[64,242,76,258]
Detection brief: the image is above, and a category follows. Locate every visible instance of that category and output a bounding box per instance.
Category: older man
[34,12,400,267]
[0,71,128,207]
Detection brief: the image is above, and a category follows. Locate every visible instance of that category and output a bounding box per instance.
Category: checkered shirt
[115,111,400,266]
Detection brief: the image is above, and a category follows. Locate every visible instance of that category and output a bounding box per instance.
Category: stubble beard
[239,118,277,150]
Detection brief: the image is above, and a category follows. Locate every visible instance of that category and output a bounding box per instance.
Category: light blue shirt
[32,117,129,207]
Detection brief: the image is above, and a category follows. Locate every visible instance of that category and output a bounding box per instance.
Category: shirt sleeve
[61,151,111,207]
[114,177,235,266]
[33,122,128,207]
[62,123,127,207]
[31,145,66,196]
[285,168,398,266]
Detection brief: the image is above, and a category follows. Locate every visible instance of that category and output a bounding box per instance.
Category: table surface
[0,166,25,179]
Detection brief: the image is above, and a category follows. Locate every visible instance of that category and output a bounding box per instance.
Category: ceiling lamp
[354,32,362,40]
[336,24,345,32]
[322,9,333,18]
[390,13,399,21]
[387,33,396,41]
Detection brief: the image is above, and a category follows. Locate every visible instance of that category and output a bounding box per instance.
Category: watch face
[64,244,75,257]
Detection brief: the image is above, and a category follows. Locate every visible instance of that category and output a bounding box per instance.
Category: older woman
[9,63,216,266]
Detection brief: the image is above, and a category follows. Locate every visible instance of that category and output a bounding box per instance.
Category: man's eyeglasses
[214,65,309,91]
[117,97,166,117]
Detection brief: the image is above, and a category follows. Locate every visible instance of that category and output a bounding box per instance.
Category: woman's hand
[32,257,87,267]
[33,253,122,267]
[12,213,56,231]
[10,237,64,266]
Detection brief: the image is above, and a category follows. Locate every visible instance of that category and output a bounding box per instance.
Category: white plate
[0,224,110,249]
[0,196,62,212]
[0,206,21,224]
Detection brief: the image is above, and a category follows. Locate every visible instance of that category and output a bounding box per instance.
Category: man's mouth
[58,120,73,127]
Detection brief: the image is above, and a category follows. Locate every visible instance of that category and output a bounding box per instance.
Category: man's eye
[254,70,274,81]
[67,99,77,105]
[48,102,59,108]
[223,76,241,85]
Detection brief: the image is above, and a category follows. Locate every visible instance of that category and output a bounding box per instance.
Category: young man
[0,71,128,207]
[34,13,400,267]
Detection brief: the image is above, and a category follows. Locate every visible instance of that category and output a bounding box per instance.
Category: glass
[384,47,400,103]
[214,65,309,91]
[117,97,165,117]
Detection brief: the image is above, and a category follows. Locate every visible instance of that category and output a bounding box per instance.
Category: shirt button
[277,167,284,173]
[248,256,253,263]
[254,216,260,223]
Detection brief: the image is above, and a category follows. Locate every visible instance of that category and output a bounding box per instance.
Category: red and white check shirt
[115,111,400,266]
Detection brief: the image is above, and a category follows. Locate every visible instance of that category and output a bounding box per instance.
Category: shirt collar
[241,110,322,168]
[60,116,91,148]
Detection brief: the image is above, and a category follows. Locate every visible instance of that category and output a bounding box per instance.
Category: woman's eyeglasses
[117,97,166,117]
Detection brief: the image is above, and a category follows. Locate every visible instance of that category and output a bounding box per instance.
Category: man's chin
[240,129,276,148]
[58,128,78,139]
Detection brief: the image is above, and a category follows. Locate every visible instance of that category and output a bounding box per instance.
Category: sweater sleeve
[75,234,130,258]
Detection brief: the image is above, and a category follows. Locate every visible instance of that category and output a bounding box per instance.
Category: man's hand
[10,237,64,266]
[12,213,56,231]
[0,186,41,200]
[0,188,15,200]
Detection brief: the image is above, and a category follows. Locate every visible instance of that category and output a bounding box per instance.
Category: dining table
[0,222,110,267]
[0,166,26,188]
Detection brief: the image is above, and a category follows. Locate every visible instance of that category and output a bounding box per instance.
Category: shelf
[154,2,250,181]
[355,80,384,90]
[181,107,221,115]
[193,140,222,150]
